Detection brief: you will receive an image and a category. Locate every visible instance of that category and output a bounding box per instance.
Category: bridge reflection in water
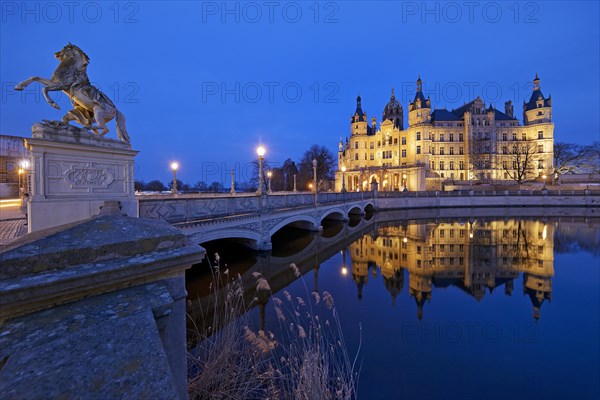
[185,208,599,334]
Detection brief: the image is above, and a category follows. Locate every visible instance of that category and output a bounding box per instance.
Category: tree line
[134,144,337,193]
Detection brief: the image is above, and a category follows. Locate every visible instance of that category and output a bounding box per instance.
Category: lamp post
[18,159,29,198]
[170,162,179,195]
[312,158,317,193]
[267,170,272,193]
[341,165,347,193]
[542,174,547,190]
[230,168,236,194]
[402,173,407,191]
[256,146,266,195]
[293,174,297,192]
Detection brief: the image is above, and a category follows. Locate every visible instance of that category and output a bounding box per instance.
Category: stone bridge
[139,192,376,250]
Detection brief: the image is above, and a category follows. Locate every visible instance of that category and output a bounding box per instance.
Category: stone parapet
[0,214,205,400]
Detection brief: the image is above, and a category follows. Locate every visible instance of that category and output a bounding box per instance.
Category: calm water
[186,211,600,400]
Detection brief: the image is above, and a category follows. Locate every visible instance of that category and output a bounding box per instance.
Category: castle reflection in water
[347,219,555,320]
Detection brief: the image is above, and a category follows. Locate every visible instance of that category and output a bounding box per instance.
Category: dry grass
[187,257,360,400]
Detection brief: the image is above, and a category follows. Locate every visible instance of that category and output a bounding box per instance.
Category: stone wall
[0,212,205,399]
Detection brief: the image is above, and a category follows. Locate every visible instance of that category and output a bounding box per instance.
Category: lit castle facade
[336,75,554,191]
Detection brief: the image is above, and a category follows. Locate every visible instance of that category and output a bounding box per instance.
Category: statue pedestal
[24,121,138,233]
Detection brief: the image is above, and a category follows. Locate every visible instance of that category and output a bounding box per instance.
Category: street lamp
[18,159,29,198]
[256,146,266,195]
[293,174,297,192]
[341,165,347,193]
[402,173,407,191]
[267,170,272,193]
[312,158,317,193]
[542,174,547,190]
[230,168,236,194]
[170,162,179,194]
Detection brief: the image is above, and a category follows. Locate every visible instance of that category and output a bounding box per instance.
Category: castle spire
[533,73,540,90]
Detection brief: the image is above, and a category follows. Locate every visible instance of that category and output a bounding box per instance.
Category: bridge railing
[138,191,374,223]
[377,188,600,198]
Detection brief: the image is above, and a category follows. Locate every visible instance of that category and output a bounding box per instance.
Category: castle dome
[382,88,404,129]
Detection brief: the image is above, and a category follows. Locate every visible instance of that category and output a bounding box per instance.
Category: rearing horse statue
[14,43,130,144]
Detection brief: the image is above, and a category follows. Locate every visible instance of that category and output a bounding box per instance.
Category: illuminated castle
[336,75,554,191]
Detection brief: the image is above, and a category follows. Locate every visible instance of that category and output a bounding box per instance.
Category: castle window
[416,146,421,154]
[459,146,464,155]
[538,131,544,139]
[370,153,374,160]
[450,161,455,170]
[502,132,507,141]
[538,144,543,153]
[449,133,454,142]
[439,147,445,155]
[459,133,464,141]
[522,133,527,141]
[355,154,359,160]
[430,147,434,155]
[416,132,421,140]
[538,160,543,169]
[355,142,358,149]
[449,147,454,155]
[377,141,381,147]
[394,138,398,144]
[503,146,508,154]
[440,161,445,170]
[429,132,434,140]
[370,142,374,149]
[439,134,444,142]
[512,133,517,141]
[402,149,406,158]
[459,161,464,170]
[538,111,543,116]
[401,137,406,145]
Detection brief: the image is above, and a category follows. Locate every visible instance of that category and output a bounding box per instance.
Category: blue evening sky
[1,1,599,184]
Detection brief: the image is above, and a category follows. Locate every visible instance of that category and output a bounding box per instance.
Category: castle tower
[408,75,431,126]
[523,73,552,125]
[351,95,368,135]
[382,88,404,130]
[504,100,514,118]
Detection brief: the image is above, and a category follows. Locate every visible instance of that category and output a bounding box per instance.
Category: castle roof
[431,109,462,122]
[524,89,551,111]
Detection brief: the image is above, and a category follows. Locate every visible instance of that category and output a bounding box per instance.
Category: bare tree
[469,132,491,182]
[502,140,542,184]
[554,141,600,175]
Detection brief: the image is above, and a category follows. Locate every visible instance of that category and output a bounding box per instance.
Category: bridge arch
[269,214,319,237]
[321,207,348,222]
[188,228,262,249]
